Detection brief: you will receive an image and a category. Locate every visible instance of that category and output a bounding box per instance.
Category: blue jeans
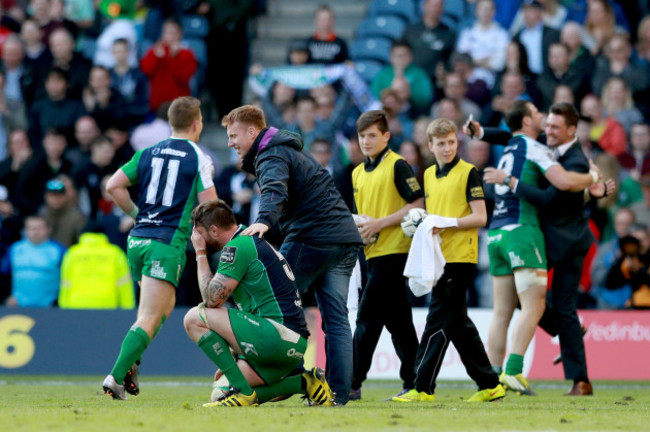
[280,242,359,405]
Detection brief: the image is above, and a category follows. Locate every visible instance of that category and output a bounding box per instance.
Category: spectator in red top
[580,93,626,156]
[305,5,348,65]
[140,18,197,111]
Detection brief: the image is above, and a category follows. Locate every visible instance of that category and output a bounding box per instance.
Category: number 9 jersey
[121,137,215,248]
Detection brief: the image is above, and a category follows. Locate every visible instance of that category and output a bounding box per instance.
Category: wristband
[196,254,208,262]
[589,170,599,185]
[503,175,512,187]
[196,250,207,262]
[129,206,139,219]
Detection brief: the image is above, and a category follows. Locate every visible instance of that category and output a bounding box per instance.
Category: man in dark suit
[475,103,609,396]
[512,0,560,75]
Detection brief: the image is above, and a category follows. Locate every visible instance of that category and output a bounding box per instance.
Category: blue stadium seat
[368,0,418,24]
[357,15,406,41]
[181,15,210,39]
[350,37,392,63]
[183,38,208,97]
[354,60,384,83]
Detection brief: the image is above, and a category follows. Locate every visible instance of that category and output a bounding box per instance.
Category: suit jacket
[513,25,560,74]
[482,128,593,264]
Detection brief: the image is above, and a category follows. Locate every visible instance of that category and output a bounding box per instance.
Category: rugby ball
[401,208,428,238]
[211,370,230,401]
[352,214,378,245]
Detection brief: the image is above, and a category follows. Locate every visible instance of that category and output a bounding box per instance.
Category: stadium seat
[181,15,210,39]
[368,0,418,24]
[183,38,208,97]
[354,60,384,83]
[350,37,392,63]
[357,15,406,41]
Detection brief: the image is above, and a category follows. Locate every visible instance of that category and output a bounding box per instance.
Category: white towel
[347,258,362,312]
[403,215,456,296]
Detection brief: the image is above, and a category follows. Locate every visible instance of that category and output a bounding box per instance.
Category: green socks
[255,375,304,404]
[110,326,150,383]
[197,331,253,396]
[505,353,524,375]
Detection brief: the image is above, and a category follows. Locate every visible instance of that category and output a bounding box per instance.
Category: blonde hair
[168,96,201,131]
[602,77,633,112]
[221,105,267,130]
[426,118,458,142]
[585,0,616,42]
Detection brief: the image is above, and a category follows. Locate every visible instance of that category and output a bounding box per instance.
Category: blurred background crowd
[0,0,648,311]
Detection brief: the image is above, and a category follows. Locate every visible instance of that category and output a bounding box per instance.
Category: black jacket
[242,127,361,246]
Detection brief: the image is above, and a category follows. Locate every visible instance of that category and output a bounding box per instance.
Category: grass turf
[1,377,649,431]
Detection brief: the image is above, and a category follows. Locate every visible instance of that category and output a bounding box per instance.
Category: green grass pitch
[1,377,649,431]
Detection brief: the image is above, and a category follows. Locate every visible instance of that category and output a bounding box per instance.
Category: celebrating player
[102,96,217,400]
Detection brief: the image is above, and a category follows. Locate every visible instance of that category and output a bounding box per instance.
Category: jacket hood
[241,127,303,175]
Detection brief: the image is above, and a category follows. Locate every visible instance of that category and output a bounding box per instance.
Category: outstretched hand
[589,178,616,198]
[483,167,507,185]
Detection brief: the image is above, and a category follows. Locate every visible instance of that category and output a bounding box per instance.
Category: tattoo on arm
[204,273,236,308]
[199,272,213,303]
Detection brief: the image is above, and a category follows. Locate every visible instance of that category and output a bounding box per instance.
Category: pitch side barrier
[1,308,649,378]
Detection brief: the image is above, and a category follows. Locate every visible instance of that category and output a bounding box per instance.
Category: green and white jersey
[121,137,214,248]
[217,226,309,338]
[490,134,558,229]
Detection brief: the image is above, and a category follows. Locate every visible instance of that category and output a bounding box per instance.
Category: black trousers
[547,252,589,382]
[352,254,419,389]
[414,263,498,394]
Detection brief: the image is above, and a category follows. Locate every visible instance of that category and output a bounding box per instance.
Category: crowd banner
[2,307,648,379]
[248,64,382,113]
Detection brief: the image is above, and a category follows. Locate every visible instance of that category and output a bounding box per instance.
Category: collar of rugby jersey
[363,146,391,172]
[435,154,460,178]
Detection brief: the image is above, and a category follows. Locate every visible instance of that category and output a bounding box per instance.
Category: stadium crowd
[0,0,648,314]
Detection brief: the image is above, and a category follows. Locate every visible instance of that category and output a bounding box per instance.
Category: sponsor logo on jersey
[128,238,152,248]
[150,261,167,279]
[220,247,236,264]
[406,177,421,192]
[508,251,524,267]
[161,148,187,157]
[241,342,258,357]
[493,201,507,216]
[286,348,304,360]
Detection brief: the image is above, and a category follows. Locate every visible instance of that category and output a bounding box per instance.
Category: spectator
[29,67,86,147]
[140,18,197,111]
[309,138,335,175]
[560,21,595,81]
[618,123,650,184]
[93,0,137,68]
[63,0,95,30]
[604,233,650,309]
[451,52,492,107]
[413,116,435,167]
[19,19,51,100]
[630,175,650,224]
[286,38,309,65]
[260,81,296,127]
[580,93,626,156]
[73,135,116,219]
[0,2,20,57]
[432,72,482,121]
[537,42,590,110]
[305,5,348,65]
[512,0,560,75]
[105,122,134,166]
[493,41,540,105]
[481,72,530,127]
[509,0,567,34]
[634,15,650,67]
[456,0,509,79]
[592,34,649,97]
[49,0,80,40]
[401,0,456,86]
[601,78,644,136]
[58,228,135,309]
[0,68,27,159]
[581,0,624,55]
[381,88,413,150]
[202,0,250,118]
[48,27,91,99]
[130,101,172,151]
[2,214,65,307]
[66,115,99,165]
[40,177,85,247]
[552,84,575,106]
[1,36,34,106]
[109,38,149,126]
[371,41,433,117]
[437,98,464,129]
[17,128,73,215]
[335,134,363,212]
[399,139,425,186]
[83,65,127,131]
[31,0,64,44]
